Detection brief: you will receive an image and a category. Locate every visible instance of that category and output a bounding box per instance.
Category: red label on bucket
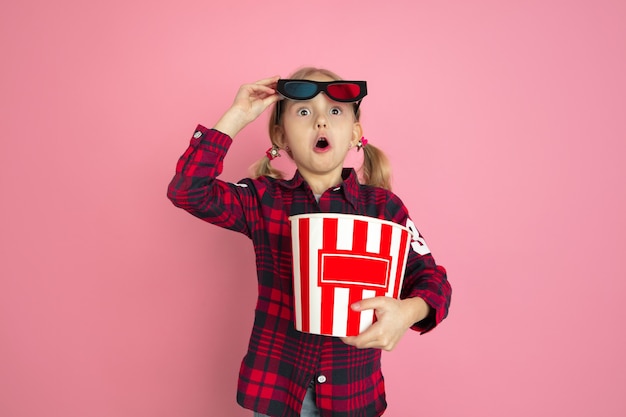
[318,250,391,290]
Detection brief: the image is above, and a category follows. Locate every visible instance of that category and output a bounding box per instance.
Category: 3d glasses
[275,79,367,123]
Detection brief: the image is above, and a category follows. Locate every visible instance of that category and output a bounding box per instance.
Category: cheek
[282,116,307,132]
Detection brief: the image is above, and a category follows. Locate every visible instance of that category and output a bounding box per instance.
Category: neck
[299,169,343,195]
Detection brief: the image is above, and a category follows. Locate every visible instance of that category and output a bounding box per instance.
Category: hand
[213,75,283,138]
[341,296,430,351]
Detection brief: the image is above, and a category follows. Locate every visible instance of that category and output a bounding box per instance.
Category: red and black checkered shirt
[167,126,451,417]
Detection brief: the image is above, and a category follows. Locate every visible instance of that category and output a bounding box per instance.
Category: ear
[351,122,363,148]
[272,124,286,148]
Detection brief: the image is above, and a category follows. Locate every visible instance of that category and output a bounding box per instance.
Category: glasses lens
[326,83,361,101]
[283,81,318,99]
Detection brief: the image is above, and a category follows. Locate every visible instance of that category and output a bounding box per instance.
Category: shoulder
[359,183,405,205]
[234,174,292,196]
[358,184,409,220]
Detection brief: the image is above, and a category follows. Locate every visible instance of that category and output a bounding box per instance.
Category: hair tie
[357,137,368,151]
[266,146,281,160]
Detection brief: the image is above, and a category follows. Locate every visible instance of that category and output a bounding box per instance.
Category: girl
[167,67,451,417]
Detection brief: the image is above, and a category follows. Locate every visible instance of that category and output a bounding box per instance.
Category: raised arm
[214,75,282,138]
[166,76,282,234]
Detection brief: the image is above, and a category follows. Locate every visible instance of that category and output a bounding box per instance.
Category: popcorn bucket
[289,213,413,337]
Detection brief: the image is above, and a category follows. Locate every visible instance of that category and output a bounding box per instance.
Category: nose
[316,114,328,128]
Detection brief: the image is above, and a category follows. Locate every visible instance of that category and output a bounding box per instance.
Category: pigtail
[361,143,392,191]
[248,97,287,180]
[250,153,285,180]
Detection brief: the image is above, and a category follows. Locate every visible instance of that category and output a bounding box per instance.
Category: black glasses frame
[274,79,367,124]
[277,80,367,102]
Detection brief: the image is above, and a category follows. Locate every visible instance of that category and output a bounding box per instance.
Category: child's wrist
[403,297,430,326]
[213,108,248,138]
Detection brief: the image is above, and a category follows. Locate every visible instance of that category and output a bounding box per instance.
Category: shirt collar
[280,168,360,210]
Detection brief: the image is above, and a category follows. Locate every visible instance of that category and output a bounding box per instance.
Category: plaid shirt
[167,126,451,417]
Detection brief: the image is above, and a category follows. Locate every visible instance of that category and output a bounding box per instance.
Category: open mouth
[315,137,329,149]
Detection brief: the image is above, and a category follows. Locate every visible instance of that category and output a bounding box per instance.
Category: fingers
[341,324,398,351]
[215,75,282,137]
[254,75,280,87]
[239,83,274,100]
[236,75,282,103]
[244,75,280,96]
[349,296,384,312]
[340,297,407,351]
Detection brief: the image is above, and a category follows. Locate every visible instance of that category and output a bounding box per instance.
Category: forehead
[283,72,354,113]
[303,72,336,82]
[283,73,350,109]
[283,93,352,110]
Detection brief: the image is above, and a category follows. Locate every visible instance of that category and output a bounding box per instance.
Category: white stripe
[333,287,350,337]
[336,217,354,250]
[292,221,302,330]
[366,221,382,254]
[359,289,377,333]
[308,217,324,335]
[395,230,411,297]
[386,226,402,297]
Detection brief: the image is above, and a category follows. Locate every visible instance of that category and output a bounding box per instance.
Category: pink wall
[1,1,625,416]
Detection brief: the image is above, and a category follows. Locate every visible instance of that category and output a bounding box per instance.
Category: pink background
[1,1,625,416]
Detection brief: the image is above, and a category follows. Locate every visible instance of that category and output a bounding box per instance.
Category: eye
[297,108,311,116]
[330,107,342,115]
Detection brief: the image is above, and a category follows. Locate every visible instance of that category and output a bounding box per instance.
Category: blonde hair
[251,67,393,190]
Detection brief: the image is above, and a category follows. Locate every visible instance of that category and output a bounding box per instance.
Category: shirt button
[193,131,202,139]
[317,375,327,384]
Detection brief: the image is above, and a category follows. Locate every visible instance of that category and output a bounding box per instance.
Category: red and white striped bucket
[289,213,413,337]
